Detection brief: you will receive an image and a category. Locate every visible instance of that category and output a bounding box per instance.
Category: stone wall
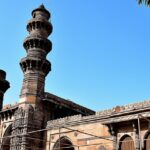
[46,121,112,150]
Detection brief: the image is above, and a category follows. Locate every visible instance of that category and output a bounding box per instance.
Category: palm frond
[138,0,150,5]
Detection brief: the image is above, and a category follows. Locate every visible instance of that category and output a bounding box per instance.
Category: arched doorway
[53,136,74,150]
[1,124,12,150]
[144,131,150,150]
[119,135,135,150]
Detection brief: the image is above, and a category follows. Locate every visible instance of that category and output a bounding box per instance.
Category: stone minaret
[0,70,10,110]
[10,5,52,150]
[20,4,52,103]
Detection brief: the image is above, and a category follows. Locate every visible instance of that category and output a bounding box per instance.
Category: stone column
[109,124,117,150]
[132,121,140,150]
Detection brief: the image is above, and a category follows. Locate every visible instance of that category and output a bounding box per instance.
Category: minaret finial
[32,4,50,19]
[39,3,45,9]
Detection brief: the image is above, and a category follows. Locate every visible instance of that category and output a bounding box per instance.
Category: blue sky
[0,0,150,111]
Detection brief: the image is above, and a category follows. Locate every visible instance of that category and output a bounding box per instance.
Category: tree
[138,0,150,5]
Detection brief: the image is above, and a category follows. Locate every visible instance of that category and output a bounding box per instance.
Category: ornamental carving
[47,115,82,128]
[10,105,34,150]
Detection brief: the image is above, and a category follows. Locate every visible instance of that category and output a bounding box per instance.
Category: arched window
[53,136,74,150]
[119,135,135,150]
[1,124,12,150]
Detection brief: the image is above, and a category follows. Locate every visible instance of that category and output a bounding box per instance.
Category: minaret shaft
[20,71,45,99]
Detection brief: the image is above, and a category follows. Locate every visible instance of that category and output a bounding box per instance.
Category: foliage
[138,0,150,5]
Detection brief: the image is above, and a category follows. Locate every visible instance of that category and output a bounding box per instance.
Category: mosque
[0,5,150,150]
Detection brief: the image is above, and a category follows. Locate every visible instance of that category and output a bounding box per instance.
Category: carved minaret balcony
[20,4,52,101]
[0,70,10,110]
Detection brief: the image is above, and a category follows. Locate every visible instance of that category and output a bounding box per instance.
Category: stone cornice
[47,100,150,128]
[96,100,150,116]
[44,92,95,116]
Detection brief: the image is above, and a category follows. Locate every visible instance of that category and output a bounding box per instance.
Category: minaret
[10,5,52,150]
[0,70,10,110]
[20,4,52,103]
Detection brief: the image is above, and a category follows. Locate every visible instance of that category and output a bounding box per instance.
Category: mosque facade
[0,5,150,150]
